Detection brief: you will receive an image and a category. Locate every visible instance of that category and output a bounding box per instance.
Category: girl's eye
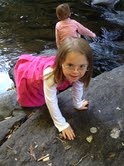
[67,64,73,67]
[80,64,87,69]
[66,64,74,69]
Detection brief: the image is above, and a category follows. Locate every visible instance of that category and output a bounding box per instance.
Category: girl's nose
[73,66,79,72]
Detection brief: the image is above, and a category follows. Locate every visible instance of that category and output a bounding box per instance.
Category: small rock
[110,128,120,139]
[90,127,98,134]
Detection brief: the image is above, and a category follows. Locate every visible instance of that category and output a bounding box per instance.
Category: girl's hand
[78,99,89,110]
[62,126,75,140]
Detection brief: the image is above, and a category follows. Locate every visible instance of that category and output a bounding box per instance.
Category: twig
[72,154,88,166]
[56,136,66,144]
[37,154,49,162]
[6,145,13,150]
[29,144,37,161]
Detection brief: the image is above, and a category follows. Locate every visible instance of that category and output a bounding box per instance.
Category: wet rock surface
[0,65,124,166]
[0,90,17,120]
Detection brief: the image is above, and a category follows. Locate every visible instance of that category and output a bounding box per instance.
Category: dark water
[0,0,124,93]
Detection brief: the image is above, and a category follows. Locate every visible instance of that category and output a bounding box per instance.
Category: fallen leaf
[86,135,93,143]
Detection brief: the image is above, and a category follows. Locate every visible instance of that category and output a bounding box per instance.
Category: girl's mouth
[69,75,79,80]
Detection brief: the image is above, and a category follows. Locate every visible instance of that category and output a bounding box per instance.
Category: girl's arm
[43,68,70,132]
[72,81,88,110]
[55,25,60,48]
[74,20,96,38]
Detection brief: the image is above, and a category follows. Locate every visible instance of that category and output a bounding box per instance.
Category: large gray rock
[0,65,123,166]
[0,90,17,120]
[0,110,27,146]
[91,0,120,9]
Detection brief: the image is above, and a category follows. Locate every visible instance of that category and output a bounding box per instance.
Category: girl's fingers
[62,132,67,139]
[83,100,89,107]
[62,127,75,140]
[67,133,74,140]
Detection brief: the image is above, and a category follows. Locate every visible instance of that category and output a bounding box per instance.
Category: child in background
[55,3,96,48]
[14,37,93,140]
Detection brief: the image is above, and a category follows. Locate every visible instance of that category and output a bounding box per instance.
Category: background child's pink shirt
[55,18,96,48]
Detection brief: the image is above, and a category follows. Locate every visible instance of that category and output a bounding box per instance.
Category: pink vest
[14,54,71,107]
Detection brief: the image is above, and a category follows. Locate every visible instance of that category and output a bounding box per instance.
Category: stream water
[0,0,124,93]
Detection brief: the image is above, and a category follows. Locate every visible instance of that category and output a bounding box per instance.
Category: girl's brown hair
[53,37,93,87]
[56,3,71,20]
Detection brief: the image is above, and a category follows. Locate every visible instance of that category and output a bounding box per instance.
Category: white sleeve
[43,68,70,132]
[72,81,84,109]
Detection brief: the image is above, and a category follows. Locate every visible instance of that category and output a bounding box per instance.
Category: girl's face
[62,51,88,83]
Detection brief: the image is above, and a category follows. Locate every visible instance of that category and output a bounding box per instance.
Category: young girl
[14,37,93,140]
[55,3,96,48]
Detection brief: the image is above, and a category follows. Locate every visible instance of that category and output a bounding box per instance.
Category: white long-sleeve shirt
[43,67,84,132]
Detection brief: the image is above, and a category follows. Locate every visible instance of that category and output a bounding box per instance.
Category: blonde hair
[53,37,93,87]
[56,3,71,20]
